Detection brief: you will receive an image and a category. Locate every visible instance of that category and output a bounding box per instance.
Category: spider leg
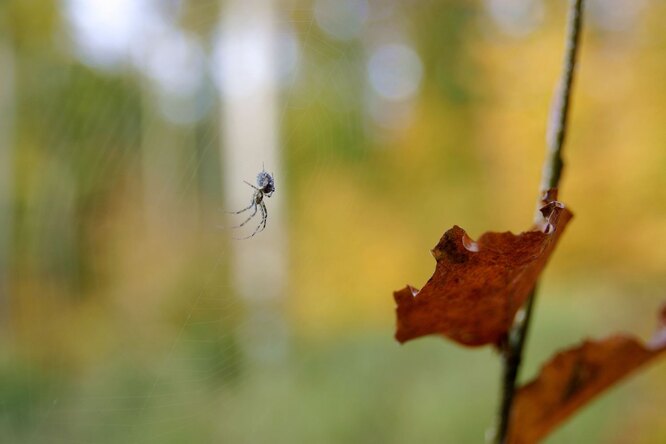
[233,203,258,228]
[243,181,260,191]
[234,202,266,240]
[226,199,255,215]
[258,201,268,233]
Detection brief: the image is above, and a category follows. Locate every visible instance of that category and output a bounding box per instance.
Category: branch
[541,0,584,193]
[494,1,585,443]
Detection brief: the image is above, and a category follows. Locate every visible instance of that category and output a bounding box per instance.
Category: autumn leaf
[507,306,666,444]
[393,194,573,346]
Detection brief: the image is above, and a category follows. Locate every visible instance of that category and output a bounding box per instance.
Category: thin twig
[494,1,585,443]
[495,286,537,442]
[541,0,585,192]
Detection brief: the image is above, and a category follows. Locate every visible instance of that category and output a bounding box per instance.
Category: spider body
[228,168,275,239]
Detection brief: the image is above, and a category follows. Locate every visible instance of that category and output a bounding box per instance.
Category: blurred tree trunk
[0,37,15,326]
[219,0,287,361]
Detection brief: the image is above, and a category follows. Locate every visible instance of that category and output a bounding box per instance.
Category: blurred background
[1,0,665,442]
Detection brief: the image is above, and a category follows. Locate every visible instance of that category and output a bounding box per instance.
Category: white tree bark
[218,0,287,361]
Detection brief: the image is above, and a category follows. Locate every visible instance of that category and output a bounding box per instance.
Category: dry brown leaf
[393,195,573,346]
[507,306,666,444]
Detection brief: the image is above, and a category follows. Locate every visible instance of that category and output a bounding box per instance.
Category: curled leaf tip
[431,226,472,263]
[538,198,567,234]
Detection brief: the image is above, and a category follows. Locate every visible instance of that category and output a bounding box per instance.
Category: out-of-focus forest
[1,0,665,442]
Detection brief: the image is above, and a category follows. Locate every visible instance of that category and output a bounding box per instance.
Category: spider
[228,167,275,239]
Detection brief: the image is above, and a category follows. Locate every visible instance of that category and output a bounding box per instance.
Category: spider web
[3,1,414,442]
[4,0,663,443]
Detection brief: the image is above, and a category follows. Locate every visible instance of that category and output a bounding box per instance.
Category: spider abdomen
[257,171,275,195]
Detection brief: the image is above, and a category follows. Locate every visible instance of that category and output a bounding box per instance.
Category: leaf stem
[494,1,584,443]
